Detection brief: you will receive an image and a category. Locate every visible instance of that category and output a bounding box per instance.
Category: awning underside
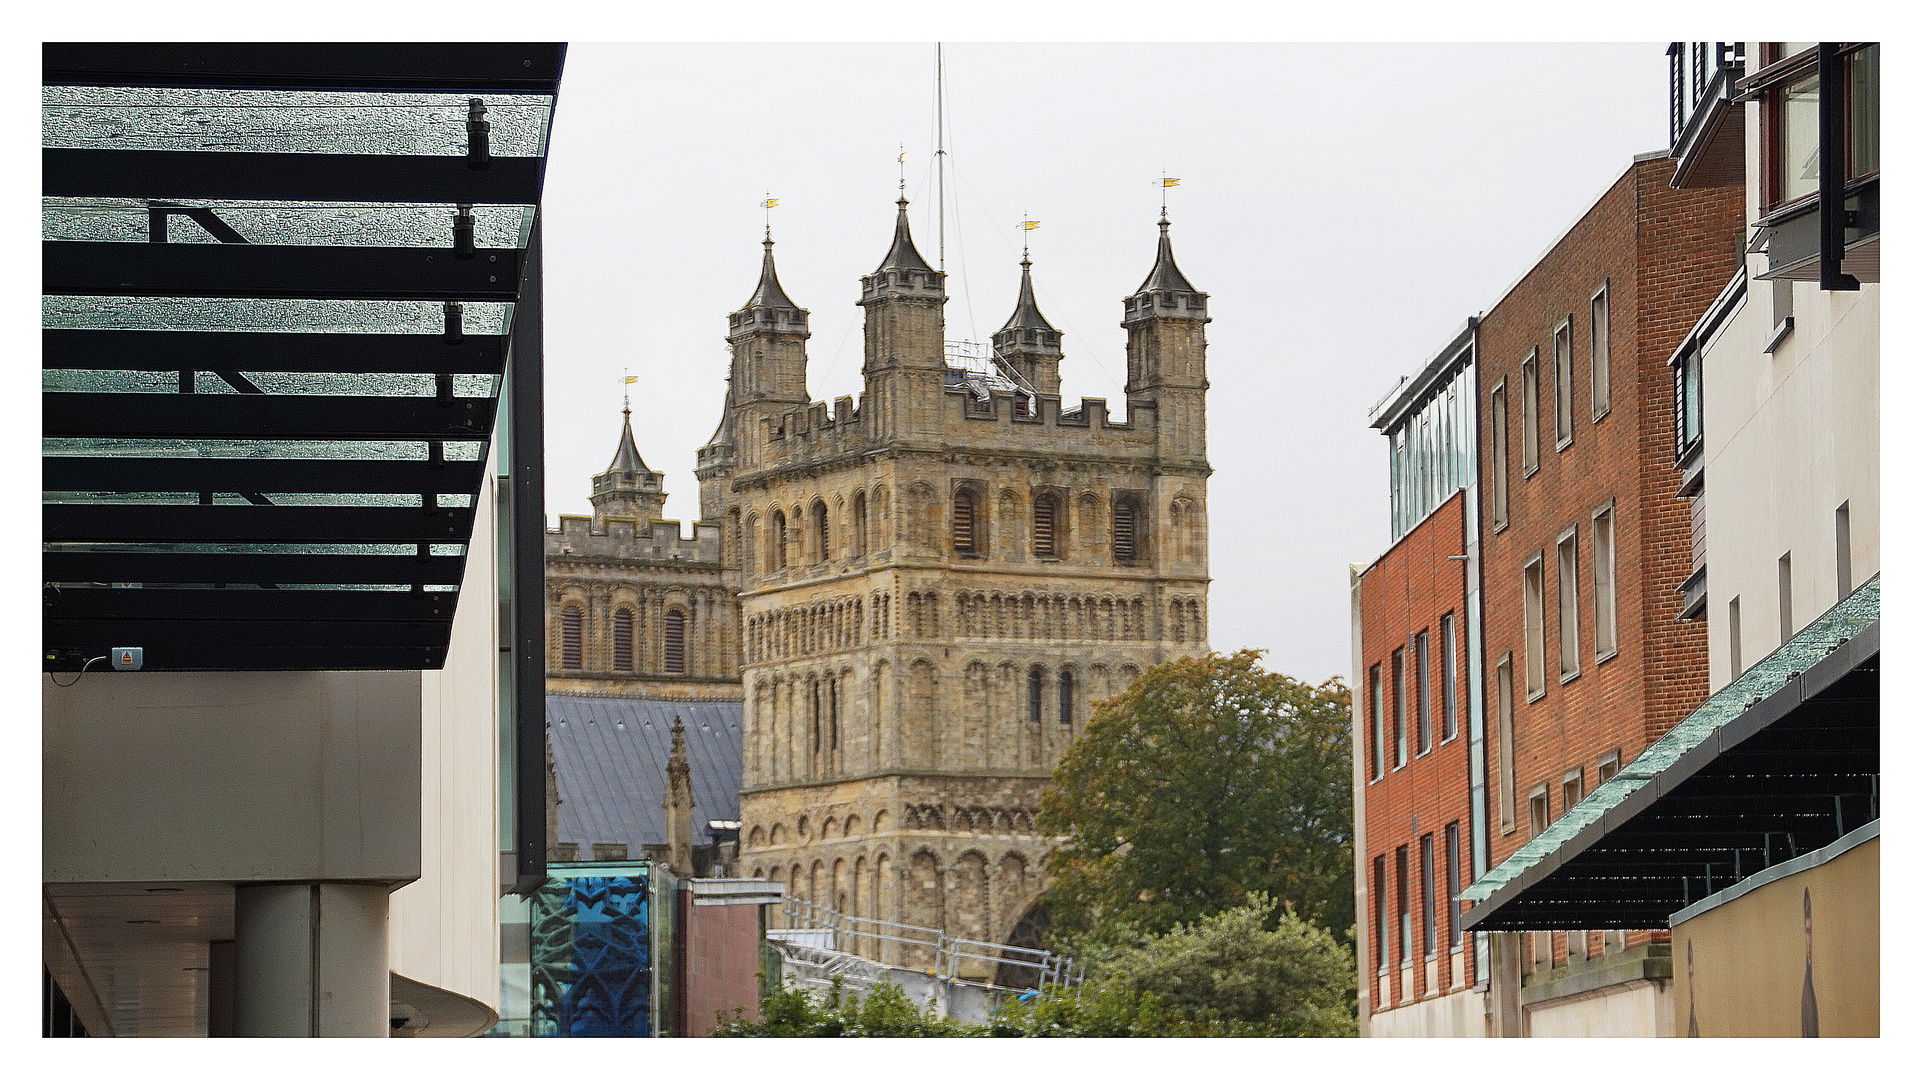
[1461,577,1879,931]
[42,44,563,672]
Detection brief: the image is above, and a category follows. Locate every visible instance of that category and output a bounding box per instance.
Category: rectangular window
[1414,630,1432,755]
[1369,664,1384,781]
[1496,654,1516,833]
[1553,319,1574,448]
[663,608,686,674]
[1557,531,1580,681]
[1528,784,1550,837]
[1420,834,1436,957]
[1439,613,1457,742]
[1590,284,1611,419]
[1674,342,1703,461]
[1396,846,1411,966]
[1523,556,1546,698]
[1848,43,1879,179]
[1391,648,1407,768]
[1490,381,1509,527]
[1374,856,1388,973]
[1729,595,1744,680]
[1444,822,1462,947]
[1521,351,1540,474]
[1836,502,1853,601]
[1561,767,1584,816]
[1779,551,1795,644]
[1592,506,1618,660]
[1775,69,1820,207]
[1597,750,1621,785]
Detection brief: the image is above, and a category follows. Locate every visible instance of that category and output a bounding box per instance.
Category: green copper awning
[1461,575,1878,930]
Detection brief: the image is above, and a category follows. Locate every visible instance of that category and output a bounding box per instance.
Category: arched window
[743,514,759,575]
[771,511,788,570]
[1058,667,1075,724]
[1033,493,1059,558]
[952,488,978,554]
[1113,498,1140,563]
[1028,666,1044,724]
[560,605,583,670]
[811,499,830,563]
[612,607,635,672]
[851,491,868,557]
[664,608,687,674]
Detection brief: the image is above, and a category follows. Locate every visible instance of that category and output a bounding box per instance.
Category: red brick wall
[680,900,767,1037]
[1357,490,1475,1008]
[1475,157,1743,963]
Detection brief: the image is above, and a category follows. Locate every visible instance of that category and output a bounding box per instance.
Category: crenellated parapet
[547,515,725,566]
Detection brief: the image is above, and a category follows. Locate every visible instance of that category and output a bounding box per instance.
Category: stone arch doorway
[997,902,1052,989]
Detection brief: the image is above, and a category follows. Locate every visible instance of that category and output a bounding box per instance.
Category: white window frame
[1520,350,1540,476]
[1523,554,1547,699]
[1590,283,1612,421]
[1592,502,1618,662]
[1556,528,1580,683]
[1560,766,1584,817]
[1553,318,1574,450]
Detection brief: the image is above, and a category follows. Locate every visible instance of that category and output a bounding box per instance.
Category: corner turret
[1121,214,1209,461]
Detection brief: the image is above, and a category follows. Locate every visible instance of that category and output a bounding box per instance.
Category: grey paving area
[547,694,743,852]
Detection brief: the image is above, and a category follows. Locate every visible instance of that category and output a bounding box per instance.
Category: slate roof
[547,693,743,852]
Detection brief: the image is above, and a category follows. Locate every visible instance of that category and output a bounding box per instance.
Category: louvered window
[1028,667,1043,724]
[1112,500,1137,562]
[612,608,634,672]
[813,501,829,563]
[664,608,687,674]
[1033,495,1057,557]
[771,512,787,570]
[561,606,583,671]
[952,489,977,554]
[1058,667,1074,725]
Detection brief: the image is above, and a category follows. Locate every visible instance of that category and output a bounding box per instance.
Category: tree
[711,978,987,1037]
[1039,650,1353,939]
[998,896,1356,1037]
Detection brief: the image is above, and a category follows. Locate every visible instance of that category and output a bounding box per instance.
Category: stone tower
[707,203,1211,973]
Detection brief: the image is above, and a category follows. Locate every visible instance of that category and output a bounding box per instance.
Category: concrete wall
[44,669,422,885]
[1701,274,1878,691]
[1368,984,1490,1037]
[1525,980,1671,1037]
[390,457,506,1014]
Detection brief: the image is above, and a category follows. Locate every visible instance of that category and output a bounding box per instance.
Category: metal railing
[773,896,1079,992]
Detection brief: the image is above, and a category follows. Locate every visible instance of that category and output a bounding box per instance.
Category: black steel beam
[44,148,544,205]
[43,627,449,672]
[510,214,548,894]
[46,586,458,622]
[45,551,466,586]
[1817,44,1860,291]
[46,392,495,440]
[45,456,487,495]
[43,329,507,374]
[43,43,565,94]
[45,242,522,302]
[45,504,475,543]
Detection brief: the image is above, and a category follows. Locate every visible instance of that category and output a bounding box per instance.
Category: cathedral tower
[722,203,1211,979]
[590,406,667,527]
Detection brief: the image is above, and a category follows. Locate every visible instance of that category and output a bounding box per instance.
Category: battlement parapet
[547,514,725,563]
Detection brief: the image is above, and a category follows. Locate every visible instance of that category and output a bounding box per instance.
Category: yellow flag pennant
[1021,220,1040,231]
[624,376,639,385]
[1161,177,1181,188]
[762,198,778,209]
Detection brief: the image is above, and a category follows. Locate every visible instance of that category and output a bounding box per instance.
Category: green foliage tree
[711,977,987,1037]
[1039,650,1353,939]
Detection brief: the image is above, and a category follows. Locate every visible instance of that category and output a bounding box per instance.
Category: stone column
[233,882,389,1037]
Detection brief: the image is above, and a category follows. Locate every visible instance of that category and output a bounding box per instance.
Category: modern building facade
[42,43,563,1037]
[1462,41,1878,1039]
[1355,138,1750,1034]
[699,204,1212,969]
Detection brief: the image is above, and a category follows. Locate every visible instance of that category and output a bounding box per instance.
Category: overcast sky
[537,43,1671,684]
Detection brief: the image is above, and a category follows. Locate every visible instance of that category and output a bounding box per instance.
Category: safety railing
[774,895,1079,992]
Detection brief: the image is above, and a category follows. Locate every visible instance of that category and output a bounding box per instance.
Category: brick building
[1354,151,1746,1036]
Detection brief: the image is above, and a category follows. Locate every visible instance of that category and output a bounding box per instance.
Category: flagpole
[936,42,947,272]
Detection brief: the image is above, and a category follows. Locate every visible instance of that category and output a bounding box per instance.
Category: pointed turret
[662,715,696,878]
[592,406,668,526]
[744,231,802,313]
[876,196,935,274]
[861,197,947,306]
[859,196,948,440]
[1121,214,1209,462]
[992,254,1063,397]
[703,230,813,515]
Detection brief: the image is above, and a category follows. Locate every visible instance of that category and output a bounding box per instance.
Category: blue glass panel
[530,870,652,1038]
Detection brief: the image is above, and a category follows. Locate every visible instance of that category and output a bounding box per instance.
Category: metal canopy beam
[47,393,493,440]
[45,242,522,302]
[45,552,466,586]
[47,587,456,622]
[43,43,566,93]
[46,505,474,543]
[44,149,544,205]
[44,330,508,374]
[44,456,486,496]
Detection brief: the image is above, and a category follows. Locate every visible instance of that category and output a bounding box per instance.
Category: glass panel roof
[1460,574,1880,904]
[44,199,533,247]
[44,296,513,334]
[44,369,500,398]
[44,438,486,460]
[43,86,555,157]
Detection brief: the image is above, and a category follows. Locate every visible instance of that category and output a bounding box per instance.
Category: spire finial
[898,145,907,198]
[1158,173,1180,221]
